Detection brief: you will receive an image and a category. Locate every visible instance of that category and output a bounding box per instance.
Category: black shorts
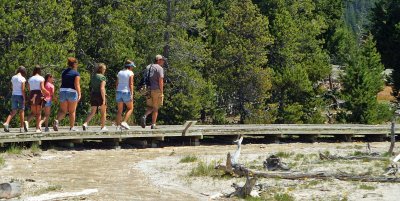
[29,90,44,106]
[90,92,105,106]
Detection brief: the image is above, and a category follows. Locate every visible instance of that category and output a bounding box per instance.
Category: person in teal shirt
[82,63,108,132]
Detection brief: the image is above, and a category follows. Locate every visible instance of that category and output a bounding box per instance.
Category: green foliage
[179,155,198,163]
[189,161,220,177]
[6,144,23,155]
[359,184,376,190]
[0,156,4,167]
[370,0,400,96]
[341,34,387,124]
[274,193,295,201]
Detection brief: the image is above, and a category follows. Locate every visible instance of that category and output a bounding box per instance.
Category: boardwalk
[0,123,398,147]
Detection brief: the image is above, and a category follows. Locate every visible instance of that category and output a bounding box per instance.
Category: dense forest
[0,0,398,126]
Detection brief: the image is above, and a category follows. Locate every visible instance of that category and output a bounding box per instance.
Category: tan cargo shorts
[146,89,163,109]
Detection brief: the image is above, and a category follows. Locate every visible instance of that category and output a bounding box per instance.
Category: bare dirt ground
[1,141,400,201]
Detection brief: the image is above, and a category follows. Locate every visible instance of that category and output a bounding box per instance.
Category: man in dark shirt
[141,55,165,129]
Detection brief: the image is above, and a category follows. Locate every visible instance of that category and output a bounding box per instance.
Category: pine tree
[341,34,387,123]
[0,0,76,124]
[260,0,330,123]
[208,0,273,123]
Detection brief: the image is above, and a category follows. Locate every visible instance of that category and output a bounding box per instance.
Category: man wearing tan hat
[141,55,165,129]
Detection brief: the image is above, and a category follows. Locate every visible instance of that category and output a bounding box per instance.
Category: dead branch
[319,152,387,161]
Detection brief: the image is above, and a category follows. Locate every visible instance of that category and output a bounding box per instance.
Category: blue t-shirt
[60,68,80,90]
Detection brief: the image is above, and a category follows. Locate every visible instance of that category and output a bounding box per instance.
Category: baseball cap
[125,60,136,68]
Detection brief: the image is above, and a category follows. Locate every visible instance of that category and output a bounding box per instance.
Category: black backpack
[137,64,152,94]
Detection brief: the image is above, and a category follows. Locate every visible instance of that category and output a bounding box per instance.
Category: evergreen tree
[370,0,400,96]
[209,0,273,123]
[341,34,387,123]
[261,0,330,123]
[0,0,76,124]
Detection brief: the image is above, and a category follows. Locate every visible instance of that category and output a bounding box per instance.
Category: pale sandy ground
[1,142,399,201]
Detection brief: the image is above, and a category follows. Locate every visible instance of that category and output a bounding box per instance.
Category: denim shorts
[43,100,52,107]
[60,91,78,102]
[11,95,24,110]
[116,91,132,103]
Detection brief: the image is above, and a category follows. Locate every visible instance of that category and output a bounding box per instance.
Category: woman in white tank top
[26,66,49,133]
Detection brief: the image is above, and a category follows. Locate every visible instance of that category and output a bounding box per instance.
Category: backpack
[137,64,152,96]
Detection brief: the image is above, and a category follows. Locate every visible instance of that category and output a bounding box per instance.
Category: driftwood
[319,152,387,161]
[0,182,21,199]
[229,176,258,198]
[217,153,400,183]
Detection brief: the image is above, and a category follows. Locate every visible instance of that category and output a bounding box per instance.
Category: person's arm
[100,80,106,105]
[159,78,164,95]
[129,74,134,99]
[40,81,49,96]
[52,85,57,103]
[21,82,26,104]
[74,76,81,101]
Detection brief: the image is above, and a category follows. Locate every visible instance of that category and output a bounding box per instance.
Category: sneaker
[82,123,88,131]
[3,123,9,132]
[44,127,50,132]
[99,127,108,132]
[121,121,130,130]
[140,116,146,128]
[151,124,157,129]
[35,129,42,133]
[116,126,122,131]
[53,120,59,131]
[24,121,29,132]
[20,128,24,133]
[70,127,79,132]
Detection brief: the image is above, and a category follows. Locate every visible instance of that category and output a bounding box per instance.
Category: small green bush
[359,184,376,190]
[180,155,198,163]
[274,193,295,201]
[0,156,4,167]
[6,144,23,155]
[189,161,219,177]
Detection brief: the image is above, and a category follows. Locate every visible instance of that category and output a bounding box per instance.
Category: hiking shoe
[3,123,9,132]
[24,121,29,132]
[140,116,146,128]
[121,121,130,130]
[44,127,50,132]
[70,127,79,132]
[151,124,157,129]
[53,120,59,131]
[35,129,42,133]
[99,127,109,132]
[82,123,88,131]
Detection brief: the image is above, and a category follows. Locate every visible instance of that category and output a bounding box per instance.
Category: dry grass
[377,86,396,101]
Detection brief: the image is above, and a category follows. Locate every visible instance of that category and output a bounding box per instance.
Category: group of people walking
[2,55,165,133]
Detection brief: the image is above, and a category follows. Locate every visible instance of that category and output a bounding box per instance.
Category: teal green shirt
[91,74,106,93]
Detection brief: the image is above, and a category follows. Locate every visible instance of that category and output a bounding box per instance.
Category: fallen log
[0,182,21,199]
[319,152,388,161]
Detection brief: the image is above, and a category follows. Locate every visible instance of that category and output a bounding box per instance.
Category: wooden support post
[388,118,396,155]
[334,134,353,142]
[182,121,197,136]
[57,141,75,148]
[102,138,121,149]
[190,137,201,146]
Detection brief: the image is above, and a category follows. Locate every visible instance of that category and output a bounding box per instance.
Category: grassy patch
[274,193,295,201]
[351,151,368,156]
[6,144,23,155]
[0,156,4,167]
[179,155,198,163]
[294,154,305,160]
[275,152,294,158]
[34,185,62,195]
[359,184,376,190]
[30,143,41,155]
[189,161,220,177]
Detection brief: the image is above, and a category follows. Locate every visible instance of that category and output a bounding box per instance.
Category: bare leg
[43,106,51,128]
[116,102,124,126]
[4,110,17,125]
[100,104,107,128]
[57,101,68,121]
[83,106,97,126]
[123,101,133,123]
[32,105,42,130]
[68,101,78,128]
[19,110,24,128]
[152,108,159,125]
